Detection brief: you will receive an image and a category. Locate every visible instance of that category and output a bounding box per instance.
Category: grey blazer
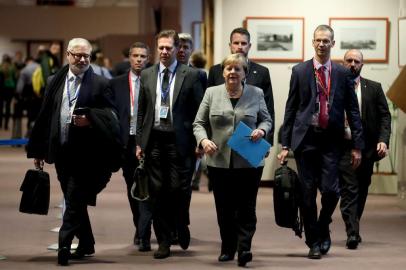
[193,84,272,168]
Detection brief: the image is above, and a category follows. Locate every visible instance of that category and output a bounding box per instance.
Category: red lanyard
[314,65,331,97]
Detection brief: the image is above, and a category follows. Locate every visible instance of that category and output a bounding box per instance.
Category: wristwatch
[282,146,290,151]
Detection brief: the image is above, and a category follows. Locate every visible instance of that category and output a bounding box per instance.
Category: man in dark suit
[178,32,208,90]
[26,38,120,266]
[110,42,152,252]
[136,29,204,259]
[278,25,364,259]
[339,49,391,249]
[177,33,208,184]
[207,27,274,143]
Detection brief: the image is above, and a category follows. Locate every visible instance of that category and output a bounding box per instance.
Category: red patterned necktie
[317,66,329,129]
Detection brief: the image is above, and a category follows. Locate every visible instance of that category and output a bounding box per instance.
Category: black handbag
[130,158,149,201]
[19,169,50,215]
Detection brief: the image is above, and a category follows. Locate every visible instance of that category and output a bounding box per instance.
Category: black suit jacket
[359,77,391,160]
[110,72,133,145]
[136,63,204,157]
[207,61,275,143]
[281,59,364,151]
[27,65,116,165]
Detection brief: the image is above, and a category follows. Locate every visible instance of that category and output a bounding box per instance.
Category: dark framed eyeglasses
[68,51,91,60]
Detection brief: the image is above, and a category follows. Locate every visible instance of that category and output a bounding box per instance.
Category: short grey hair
[179,33,193,47]
[67,38,92,52]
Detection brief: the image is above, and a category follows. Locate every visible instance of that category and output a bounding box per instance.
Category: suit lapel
[148,65,158,108]
[360,77,367,118]
[75,68,93,108]
[123,72,131,112]
[173,64,186,105]
[329,62,338,107]
[307,60,317,101]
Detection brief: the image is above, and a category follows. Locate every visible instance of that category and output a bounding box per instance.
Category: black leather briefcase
[273,161,302,237]
[130,158,149,201]
[19,169,50,215]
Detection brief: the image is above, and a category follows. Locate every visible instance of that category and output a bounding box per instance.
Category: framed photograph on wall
[399,17,406,67]
[329,17,389,63]
[244,17,304,62]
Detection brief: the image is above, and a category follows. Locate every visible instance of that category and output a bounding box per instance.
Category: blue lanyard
[158,65,177,102]
[66,76,80,108]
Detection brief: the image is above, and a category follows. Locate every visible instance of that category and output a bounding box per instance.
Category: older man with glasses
[27,38,121,266]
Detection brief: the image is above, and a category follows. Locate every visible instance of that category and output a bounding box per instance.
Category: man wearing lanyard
[278,25,364,259]
[136,29,204,259]
[110,42,152,251]
[26,38,118,266]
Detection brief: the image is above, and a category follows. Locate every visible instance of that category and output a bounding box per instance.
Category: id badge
[66,107,74,124]
[66,115,72,124]
[159,106,169,119]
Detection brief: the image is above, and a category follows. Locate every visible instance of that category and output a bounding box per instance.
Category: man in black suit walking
[278,25,364,259]
[110,42,152,252]
[26,38,120,266]
[207,27,274,143]
[136,29,204,259]
[339,49,391,249]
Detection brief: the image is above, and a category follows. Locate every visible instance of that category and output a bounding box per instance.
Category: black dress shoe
[237,251,252,267]
[320,236,331,255]
[70,245,95,260]
[218,253,235,262]
[153,245,170,259]
[138,239,151,252]
[58,247,70,266]
[177,225,190,250]
[308,245,321,259]
[346,235,359,249]
[357,234,362,243]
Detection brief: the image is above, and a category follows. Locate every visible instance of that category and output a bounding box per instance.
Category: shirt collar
[354,75,361,85]
[130,70,140,81]
[313,58,331,72]
[68,69,84,81]
[159,60,178,74]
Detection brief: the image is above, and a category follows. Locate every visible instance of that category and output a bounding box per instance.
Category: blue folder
[227,121,272,168]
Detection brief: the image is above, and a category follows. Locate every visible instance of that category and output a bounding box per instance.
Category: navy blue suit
[281,59,364,247]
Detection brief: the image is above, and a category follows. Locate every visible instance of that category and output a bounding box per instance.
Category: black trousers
[56,172,95,249]
[208,166,262,255]
[121,135,140,237]
[145,130,193,247]
[339,142,375,237]
[294,128,341,247]
[54,144,110,250]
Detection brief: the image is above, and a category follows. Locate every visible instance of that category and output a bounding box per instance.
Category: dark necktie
[161,68,170,100]
[317,66,329,129]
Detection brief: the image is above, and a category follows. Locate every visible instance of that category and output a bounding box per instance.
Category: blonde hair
[221,53,248,74]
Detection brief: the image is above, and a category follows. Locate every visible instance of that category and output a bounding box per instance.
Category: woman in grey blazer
[193,54,272,267]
